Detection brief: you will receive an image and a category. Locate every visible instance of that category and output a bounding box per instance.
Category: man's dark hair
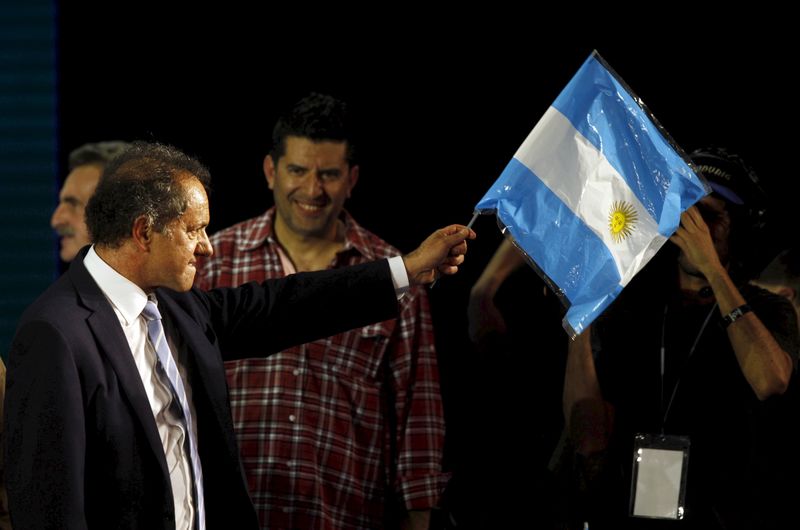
[85,141,211,248]
[270,92,357,165]
[68,141,131,171]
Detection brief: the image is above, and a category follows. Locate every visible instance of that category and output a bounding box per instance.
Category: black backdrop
[59,12,796,255]
[58,9,796,526]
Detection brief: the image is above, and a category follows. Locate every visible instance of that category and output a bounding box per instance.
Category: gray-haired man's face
[51,164,102,261]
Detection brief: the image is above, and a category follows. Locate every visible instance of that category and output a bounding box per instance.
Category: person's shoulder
[210,214,261,241]
[198,212,272,276]
[157,285,208,313]
[344,219,433,309]
[741,282,799,334]
[346,217,401,260]
[10,276,91,361]
[209,212,269,248]
[742,283,792,310]
[18,271,83,327]
[150,287,215,338]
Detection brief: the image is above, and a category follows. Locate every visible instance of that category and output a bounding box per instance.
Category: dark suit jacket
[3,250,398,529]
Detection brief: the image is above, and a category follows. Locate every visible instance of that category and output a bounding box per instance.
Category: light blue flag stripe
[476,158,622,331]
[552,55,704,235]
[475,52,709,335]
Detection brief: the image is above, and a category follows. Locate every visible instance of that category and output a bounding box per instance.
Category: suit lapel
[69,256,170,479]
[158,295,238,456]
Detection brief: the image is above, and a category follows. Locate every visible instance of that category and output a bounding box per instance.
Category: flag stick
[465,211,480,230]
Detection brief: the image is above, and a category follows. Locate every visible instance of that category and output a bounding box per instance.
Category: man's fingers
[449,241,468,256]
[440,225,476,243]
[437,264,460,276]
[681,206,710,233]
[441,255,465,267]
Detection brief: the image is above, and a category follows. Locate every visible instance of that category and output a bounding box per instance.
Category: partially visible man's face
[266,136,358,241]
[678,194,732,278]
[144,177,213,292]
[51,164,103,261]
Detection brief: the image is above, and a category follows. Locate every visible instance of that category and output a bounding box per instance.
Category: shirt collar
[238,207,378,261]
[83,245,149,326]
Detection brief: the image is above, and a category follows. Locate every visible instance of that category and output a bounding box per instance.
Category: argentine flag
[475,52,708,336]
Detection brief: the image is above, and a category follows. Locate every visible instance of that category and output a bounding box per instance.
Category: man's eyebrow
[61,196,83,207]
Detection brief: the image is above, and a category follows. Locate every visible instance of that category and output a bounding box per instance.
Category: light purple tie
[142,299,206,529]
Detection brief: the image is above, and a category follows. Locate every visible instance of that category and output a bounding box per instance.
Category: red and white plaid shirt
[195,208,447,529]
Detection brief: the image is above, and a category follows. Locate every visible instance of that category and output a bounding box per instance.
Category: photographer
[564,148,799,529]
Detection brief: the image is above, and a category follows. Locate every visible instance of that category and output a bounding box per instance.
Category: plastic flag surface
[475,52,709,336]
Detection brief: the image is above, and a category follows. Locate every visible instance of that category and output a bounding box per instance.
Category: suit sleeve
[190,260,400,359]
[4,321,88,530]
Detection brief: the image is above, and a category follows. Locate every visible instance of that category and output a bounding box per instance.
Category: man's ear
[264,155,277,190]
[347,164,359,198]
[132,216,153,251]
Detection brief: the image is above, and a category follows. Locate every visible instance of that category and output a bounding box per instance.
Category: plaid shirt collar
[237,207,379,262]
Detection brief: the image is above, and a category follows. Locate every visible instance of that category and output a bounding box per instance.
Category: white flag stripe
[514,106,667,286]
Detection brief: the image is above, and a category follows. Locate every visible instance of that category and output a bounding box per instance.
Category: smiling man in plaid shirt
[195,93,447,529]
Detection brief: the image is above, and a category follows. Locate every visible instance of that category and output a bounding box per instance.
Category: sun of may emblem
[608,201,638,243]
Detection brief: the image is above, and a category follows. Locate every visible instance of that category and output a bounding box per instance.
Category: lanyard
[660,302,718,431]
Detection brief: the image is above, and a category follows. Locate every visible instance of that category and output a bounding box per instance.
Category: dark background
[59,12,796,254]
[57,9,796,526]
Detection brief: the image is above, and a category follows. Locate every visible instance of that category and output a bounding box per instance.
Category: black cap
[689,147,767,209]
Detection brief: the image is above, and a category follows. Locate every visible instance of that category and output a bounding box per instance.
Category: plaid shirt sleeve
[388,285,449,510]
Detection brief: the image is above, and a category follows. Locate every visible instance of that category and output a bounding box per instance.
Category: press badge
[629,434,690,520]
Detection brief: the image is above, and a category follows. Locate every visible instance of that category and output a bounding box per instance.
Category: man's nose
[51,203,67,228]
[300,172,324,195]
[196,229,213,257]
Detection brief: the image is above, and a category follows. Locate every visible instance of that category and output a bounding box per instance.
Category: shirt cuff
[388,256,410,299]
[398,471,451,510]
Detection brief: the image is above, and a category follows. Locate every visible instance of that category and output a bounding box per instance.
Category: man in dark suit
[3,142,474,530]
